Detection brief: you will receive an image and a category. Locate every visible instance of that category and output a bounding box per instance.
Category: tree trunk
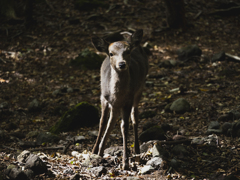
[163,0,186,30]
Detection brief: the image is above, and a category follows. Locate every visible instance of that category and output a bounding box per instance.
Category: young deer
[92,29,148,170]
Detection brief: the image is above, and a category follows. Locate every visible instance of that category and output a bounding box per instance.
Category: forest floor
[1,0,240,179]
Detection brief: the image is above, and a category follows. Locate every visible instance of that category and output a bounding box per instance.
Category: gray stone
[28,99,41,112]
[176,45,202,61]
[206,129,223,135]
[88,130,98,137]
[152,144,169,159]
[17,150,31,163]
[74,135,86,143]
[146,157,163,168]
[191,135,218,146]
[212,52,225,62]
[139,165,154,174]
[208,121,220,129]
[104,146,123,156]
[140,141,154,153]
[142,121,157,131]
[88,166,107,177]
[4,168,29,180]
[222,122,232,134]
[232,120,240,137]
[170,158,178,168]
[139,126,166,142]
[170,98,190,113]
[25,154,47,175]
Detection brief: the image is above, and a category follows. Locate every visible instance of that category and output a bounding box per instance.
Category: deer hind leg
[121,105,132,170]
[98,107,120,156]
[92,98,109,154]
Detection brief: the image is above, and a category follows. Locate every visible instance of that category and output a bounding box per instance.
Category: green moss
[69,49,104,70]
[50,102,99,134]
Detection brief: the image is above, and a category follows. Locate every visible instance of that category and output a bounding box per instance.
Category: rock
[24,169,34,179]
[17,150,31,163]
[88,166,107,177]
[152,144,169,159]
[158,60,172,68]
[142,121,157,131]
[88,130,98,137]
[73,135,85,143]
[191,135,218,146]
[176,45,202,61]
[36,132,59,145]
[172,145,188,156]
[4,168,29,180]
[0,102,8,109]
[206,129,222,135]
[219,110,240,121]
[139,126,166,142]
[50,102,99,134]
[104,146,123,156]
[139,165,154,174]
[140,141,154,153]
[69,48,104,70]
[164,103,172,112]
[170,158,178,168]
[25,154,47,175]
[139,111,157,119]
[81,155,92,167]
[222,122,232,135]
[170,98,190,113]
[208,121,220,129]
[212,52,225,62]
[18,141,37,148]
[146,157,163,169]
[26,131,39,138]
[232,120,240,137]
[28,99,41,112]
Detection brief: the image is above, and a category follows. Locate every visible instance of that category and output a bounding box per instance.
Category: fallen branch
[208,6,240,16]
[30,146,64,151]
[226,53,240,62]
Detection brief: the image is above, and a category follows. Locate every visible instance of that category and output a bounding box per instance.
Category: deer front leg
[131,106,140,154]
[98,108,119,156]
[121,106,132,170]
[92,98,109,154]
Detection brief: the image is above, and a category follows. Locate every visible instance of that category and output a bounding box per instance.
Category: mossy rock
[50,102,99,134]
[139,126,166,142]
[139,110,157,119]
[74,0,107,11]
[69,49,104,70]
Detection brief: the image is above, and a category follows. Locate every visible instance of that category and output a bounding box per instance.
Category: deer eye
[109,53,113,57]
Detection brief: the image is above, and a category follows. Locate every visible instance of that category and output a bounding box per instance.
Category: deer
[91,29,149,170]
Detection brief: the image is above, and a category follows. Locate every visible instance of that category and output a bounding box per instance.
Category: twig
[194,11,202,19]
[30,146,64,151]
[0,58,6,63]
[63,141,72,154]
[226,53,240,62]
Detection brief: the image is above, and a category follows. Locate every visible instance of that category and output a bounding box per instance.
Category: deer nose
[119,62,126,69]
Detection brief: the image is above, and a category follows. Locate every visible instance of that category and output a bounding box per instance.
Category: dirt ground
[1,0,240,179]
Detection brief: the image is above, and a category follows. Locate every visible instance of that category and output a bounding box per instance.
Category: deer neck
[110,66,130,96]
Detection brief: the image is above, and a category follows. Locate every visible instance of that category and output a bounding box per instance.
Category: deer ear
[92,36,109,53]
[131,29,143,47]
